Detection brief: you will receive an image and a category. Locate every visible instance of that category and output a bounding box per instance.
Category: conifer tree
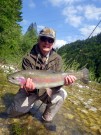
[0,0,22,63]
[21,23,38,54]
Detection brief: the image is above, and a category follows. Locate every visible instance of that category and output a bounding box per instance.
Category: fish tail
[81,68,89,84]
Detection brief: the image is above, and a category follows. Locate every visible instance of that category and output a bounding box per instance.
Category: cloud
[48,1,101,28]
[48,0,82,6]
[47,0,62,7]
[62,6,83,27]
[62,4,101,28]
[79,25,101,38]
[21,19,29,25]
[37,25,45,33]
[84,5,101,20]
[29,0,35,8]
[54,39,67,48]
[54,36,81,48]
[37,25,45,29]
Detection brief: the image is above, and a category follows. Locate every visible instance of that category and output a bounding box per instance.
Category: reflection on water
[0,71,101,135]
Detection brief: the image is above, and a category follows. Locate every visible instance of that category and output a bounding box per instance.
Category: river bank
[0,66,101,135]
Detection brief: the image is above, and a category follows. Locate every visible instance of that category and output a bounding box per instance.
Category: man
[7,27,76,122]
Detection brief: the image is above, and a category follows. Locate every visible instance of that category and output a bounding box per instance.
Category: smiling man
[7,27,76,122]
[38,28,55,55]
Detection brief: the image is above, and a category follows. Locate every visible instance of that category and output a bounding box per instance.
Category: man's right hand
[21,78,36,92]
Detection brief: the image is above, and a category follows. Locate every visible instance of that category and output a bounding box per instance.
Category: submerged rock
[89,107,97,112]
[63,113,74,120]
[81,109,88,114]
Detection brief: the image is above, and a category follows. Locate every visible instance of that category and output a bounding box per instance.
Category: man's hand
[64,75,77,85]
[21,78,36,91]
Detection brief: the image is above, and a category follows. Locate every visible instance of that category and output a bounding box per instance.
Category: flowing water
[0,70,101,135]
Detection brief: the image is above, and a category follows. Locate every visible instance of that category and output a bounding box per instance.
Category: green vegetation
[10,123,23,135]
[0,0,101,83]
[20,23,38,56]
[58,34,101,82]
[0,0,38,65]
[0,0,22,64]
[0,71,101,135]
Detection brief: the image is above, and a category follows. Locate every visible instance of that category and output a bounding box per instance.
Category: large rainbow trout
[7,68,89,89]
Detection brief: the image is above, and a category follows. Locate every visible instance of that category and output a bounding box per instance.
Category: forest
[0,0,101,83]
[58,34,101,82]
[0,0,38,65]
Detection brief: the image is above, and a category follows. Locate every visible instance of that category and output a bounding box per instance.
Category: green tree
[58,33,101,83]
[0,0,22,63]
[21,23,38,55]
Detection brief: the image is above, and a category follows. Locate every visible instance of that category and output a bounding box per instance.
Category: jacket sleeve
[22,57,30,70]
[55,55,63,72]
[22,54,36,70]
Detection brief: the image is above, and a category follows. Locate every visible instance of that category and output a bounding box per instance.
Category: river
[0,70,101,135]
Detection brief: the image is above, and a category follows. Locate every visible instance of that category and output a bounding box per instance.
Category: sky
[20,0,101,48]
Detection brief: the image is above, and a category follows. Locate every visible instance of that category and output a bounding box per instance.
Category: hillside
[58,33,101,83]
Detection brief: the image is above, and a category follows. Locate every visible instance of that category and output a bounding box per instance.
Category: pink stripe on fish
[32,77,64,83]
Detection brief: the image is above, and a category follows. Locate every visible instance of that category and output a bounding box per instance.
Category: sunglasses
[40,36,54,43]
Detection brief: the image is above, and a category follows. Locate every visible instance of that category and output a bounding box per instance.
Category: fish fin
[80,68,89,84]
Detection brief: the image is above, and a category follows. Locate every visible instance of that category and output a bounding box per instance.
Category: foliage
[10,123,22,135]
[58,33,101,83]
[0,1,38,66]
[20,23,38,55]
[0,0,22,64]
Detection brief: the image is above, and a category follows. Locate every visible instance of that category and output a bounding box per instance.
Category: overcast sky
[20,0,101,48]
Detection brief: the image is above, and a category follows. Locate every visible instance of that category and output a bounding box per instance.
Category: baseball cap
[39,27,56,39]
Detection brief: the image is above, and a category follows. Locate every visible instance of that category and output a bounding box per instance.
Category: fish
[7,68,89,89]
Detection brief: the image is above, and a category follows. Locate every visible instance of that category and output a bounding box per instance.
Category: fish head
[7,72,26,85]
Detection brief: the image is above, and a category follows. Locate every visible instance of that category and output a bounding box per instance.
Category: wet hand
[21,78,36,91]
[64,75,77,85]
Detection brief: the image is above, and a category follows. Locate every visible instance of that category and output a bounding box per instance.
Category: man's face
[38,36,55,55]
